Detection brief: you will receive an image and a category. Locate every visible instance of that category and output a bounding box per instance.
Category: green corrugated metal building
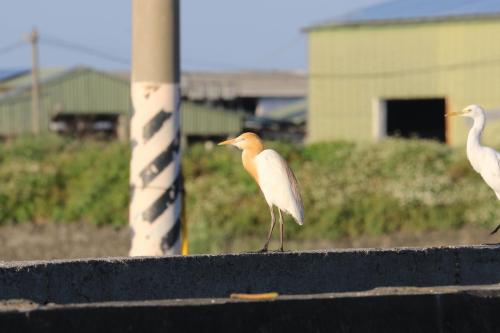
[306,0,500,145]
[0,67,242,140]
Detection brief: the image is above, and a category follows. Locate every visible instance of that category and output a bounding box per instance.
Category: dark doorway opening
[386,98,446,142]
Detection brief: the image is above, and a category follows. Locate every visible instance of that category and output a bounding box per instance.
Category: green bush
[0,135,498,252]
[185,138,499,252]
[0,135,129,225]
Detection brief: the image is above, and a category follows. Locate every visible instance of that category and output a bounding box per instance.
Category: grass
[0,134,498,253]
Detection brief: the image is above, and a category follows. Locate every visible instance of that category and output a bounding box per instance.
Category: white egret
[447,104,500,234]
[218,132,304,251]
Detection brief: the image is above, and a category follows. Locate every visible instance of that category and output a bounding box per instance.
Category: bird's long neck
[467,115,485,155]
[466,114,486,171]
[242,143,263,183]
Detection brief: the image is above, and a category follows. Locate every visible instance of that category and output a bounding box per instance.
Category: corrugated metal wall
[308,18,500,145]
[0,68,242,137]
[0,96,33,135]
[43,70,131,114]
[181,103,242,135]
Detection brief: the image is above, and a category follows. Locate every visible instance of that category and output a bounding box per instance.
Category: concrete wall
[1,245,500,332]
[308,18,500,145]
[0,245,499,304]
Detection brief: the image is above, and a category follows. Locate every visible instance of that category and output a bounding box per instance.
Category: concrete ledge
[1,286,500,332]
[0,245,499,304]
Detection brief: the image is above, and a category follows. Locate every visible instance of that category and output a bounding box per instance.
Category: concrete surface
[0,245,499,305]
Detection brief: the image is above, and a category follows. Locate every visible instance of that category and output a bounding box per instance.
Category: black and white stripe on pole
[130,0,181,256]
[129,84,182,255]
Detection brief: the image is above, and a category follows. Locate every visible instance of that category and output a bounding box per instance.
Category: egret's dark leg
[490,224,500,235]
[278,209,284,252]
[260,205,276,252]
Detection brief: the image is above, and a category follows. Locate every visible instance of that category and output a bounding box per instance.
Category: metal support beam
[26,28,41,134]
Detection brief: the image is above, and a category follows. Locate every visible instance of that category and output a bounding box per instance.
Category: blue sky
[0,0,384,71]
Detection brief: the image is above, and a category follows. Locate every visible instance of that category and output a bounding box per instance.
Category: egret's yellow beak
[218,138,236,146]
[446,109,467,117]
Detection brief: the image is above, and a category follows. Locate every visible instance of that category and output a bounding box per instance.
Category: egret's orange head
[218,132,263,151]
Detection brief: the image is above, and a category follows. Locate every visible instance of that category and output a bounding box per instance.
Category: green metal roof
[0,68,65,91]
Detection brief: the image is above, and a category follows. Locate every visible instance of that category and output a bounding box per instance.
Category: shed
[0,67,242,141]
[306,0,500,145]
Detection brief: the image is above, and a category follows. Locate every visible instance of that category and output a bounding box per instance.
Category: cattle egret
[218,132,304,252]
[447,105,500,234]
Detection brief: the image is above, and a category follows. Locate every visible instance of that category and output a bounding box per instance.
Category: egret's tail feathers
[290,209,304,226]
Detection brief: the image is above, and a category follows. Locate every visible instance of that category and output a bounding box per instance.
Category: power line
[309,54,500,79]
[0,41,25,56]
[35,33,247,70]
[253,33,304,67]
[40,35,130,65]
[183,34,305,70]
[182,57,249,70]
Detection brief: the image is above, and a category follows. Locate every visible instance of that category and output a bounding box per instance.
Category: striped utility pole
[129,0,182,256]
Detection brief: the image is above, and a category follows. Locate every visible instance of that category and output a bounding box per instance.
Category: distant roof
[244,99,306,134]
[0,69,30,82]
[181,71,306,99]
[261,99,307,125]
[0,67,306,102]
[0,67,125,101]
[0,68,66,91]
[115,70,307,99]
[307,0,500,29]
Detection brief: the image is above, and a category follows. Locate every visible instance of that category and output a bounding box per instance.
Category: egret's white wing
[481,148,500,176]
[477,147,500,197]
[493,151,500,197]
[492,153,500,199]
[255,149,304,225]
